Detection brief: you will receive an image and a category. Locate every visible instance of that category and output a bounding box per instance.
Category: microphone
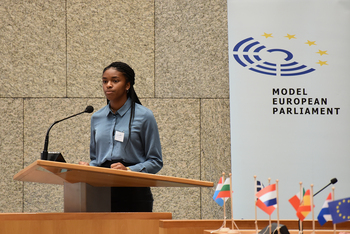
[313,178,338,197]
[84,105,94,113]
[41,106,94,161]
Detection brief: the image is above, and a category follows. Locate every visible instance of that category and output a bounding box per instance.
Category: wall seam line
[65,0,68,98]
[153,0,156,98]
[199,98,202,219]
[22,98,25,212]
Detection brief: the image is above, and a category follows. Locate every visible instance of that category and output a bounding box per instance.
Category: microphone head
[84,106,94,113]
[330,178,338,184]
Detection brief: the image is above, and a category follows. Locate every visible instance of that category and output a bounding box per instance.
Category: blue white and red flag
[255,183,277,215]
[256,184,277,207]
[317,192,332,226]
[213,177,224,206]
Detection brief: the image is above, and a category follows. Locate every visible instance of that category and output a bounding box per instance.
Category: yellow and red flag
[296,189,311,221]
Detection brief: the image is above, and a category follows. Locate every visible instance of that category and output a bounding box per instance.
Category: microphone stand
[41,106,93,160]
[313,178,337,197]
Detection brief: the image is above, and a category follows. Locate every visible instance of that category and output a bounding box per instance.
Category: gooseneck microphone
[41,106,94,160]
[313,178,338,197]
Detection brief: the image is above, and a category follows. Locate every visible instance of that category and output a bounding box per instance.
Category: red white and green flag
[289,188,305,211]
[216,178,232,199]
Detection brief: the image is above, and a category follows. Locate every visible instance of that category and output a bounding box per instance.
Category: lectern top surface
[14,160,214,188]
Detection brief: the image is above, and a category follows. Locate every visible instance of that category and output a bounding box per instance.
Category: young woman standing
[80,61,163,212]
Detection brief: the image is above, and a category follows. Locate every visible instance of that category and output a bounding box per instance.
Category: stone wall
[0,0,231,219]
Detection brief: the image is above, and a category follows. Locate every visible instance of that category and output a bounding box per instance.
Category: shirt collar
[106,98,132,117]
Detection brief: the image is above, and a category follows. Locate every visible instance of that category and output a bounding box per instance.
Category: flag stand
[268,178,272,234]
[221,173,230,233]
[311,184,315,234]
[212,172,230,234]
[255,177,278,234]
[332,187,336,234]
[228,173,239,234]
[299,182,303,234]
[298,185,312,234]
[212,173,239,234]
[276,179,280,234]
[254,175,258,234]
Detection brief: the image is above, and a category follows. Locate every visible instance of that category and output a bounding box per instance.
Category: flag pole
[276,179,280,234]
[268,178,271,234]
[254,175,258,234]
[222,172,227,229]
[299,182,303,234]
[332,186,336,234]
[228,173,239,234]
[311,184,315,234]
[230,173,234,230]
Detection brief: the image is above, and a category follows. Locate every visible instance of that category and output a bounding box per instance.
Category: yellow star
[316,50,328,56]
[305,40,317,46]
[262,33,273,38]
[316,60,328,66]
[285,34,296,40]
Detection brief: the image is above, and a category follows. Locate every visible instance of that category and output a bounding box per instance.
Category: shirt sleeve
[89,117,98,166]
[128,111,163,174]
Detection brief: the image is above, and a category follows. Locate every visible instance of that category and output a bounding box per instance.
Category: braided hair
[103,62,141,145]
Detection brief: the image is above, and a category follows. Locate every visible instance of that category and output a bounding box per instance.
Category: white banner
[228,0,350,219]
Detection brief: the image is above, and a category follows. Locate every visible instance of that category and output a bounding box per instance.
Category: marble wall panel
[0,0,66,98]
[0,99,24,212]
[22,98,105,212]
[201,98,231,219]
[155,0,229,98]
[0,0,232,219]
[142,98,201,219]
[67,0,155,98]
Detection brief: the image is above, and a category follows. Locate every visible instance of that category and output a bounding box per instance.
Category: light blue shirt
[90,98,163,173]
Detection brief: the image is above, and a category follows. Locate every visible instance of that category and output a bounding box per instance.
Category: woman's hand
[111,162,127,170]
[79,161,89,166]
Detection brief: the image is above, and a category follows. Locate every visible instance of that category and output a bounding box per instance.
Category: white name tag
[115,131,124,142]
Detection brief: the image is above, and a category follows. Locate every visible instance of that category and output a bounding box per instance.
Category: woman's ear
[126,82,131,91]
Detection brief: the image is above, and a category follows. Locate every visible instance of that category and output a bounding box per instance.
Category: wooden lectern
[14,160,214,212]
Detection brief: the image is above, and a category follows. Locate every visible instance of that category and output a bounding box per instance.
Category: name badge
[115,131,124,142]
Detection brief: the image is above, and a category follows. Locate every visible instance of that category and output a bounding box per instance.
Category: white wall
[228,0,350,219]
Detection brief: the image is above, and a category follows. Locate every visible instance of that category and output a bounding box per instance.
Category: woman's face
[102,68,130,103]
